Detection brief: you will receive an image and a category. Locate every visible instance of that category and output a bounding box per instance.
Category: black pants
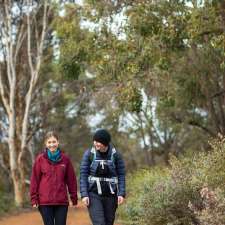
[88,192,118,225]
[39,205,68,225]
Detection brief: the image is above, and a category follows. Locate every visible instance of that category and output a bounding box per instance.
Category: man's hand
[82,197,89,206]
[32,204,38,208]
[118,196,124,205]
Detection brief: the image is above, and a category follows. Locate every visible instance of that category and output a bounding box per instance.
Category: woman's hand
[69,201,77,207]
[82,197,89,206]
[118,196,124,205]
[32,204,38,208]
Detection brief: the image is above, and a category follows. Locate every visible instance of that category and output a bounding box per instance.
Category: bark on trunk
[0,1,49,206]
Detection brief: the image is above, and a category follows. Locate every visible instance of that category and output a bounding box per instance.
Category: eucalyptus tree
[50,0,225,168]
[81,0,225,153]
[0,0,60,206]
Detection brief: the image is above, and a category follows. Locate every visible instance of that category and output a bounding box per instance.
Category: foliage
[189,187,225,225]
[49,0,225,170]
[0,191,14,216]
[118,168,170,225]
[54,4,94,80]
[116,82,143,113]
[119,136,225,225]
[0,0,225,208]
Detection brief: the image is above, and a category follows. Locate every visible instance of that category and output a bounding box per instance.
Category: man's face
[93,141,107,152]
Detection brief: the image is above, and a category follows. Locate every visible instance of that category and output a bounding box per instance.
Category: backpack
[88,146,118,195]
[89,146,117,168]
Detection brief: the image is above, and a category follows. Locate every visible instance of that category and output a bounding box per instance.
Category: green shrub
[118,168,170,225]
[189,187,225,225]
[0,191,14,215]
[119,136,225,225]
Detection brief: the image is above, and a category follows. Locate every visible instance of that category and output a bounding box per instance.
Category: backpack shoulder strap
[111,147,116,161]
[90,147,96,165]
[110,147,117,167]
[90,146,117,164]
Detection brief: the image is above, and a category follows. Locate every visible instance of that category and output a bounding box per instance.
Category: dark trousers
[39,205,68,225]
[88,192,118,225]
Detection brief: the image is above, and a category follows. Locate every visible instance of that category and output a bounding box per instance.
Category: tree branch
[0,69,10,115]
[172,114,216,137]
[20,1,49,164]
[14,23,27,62]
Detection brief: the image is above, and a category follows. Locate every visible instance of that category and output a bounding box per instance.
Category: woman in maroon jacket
[30,131,78,225]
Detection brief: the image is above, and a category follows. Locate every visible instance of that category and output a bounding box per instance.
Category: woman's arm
[30,156,41,206]
[65,158,78,205]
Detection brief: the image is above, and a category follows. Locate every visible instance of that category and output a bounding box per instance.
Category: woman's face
[94,141,108,152]
[45,136,59,152]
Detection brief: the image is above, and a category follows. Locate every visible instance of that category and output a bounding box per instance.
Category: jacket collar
[43,148,63,164]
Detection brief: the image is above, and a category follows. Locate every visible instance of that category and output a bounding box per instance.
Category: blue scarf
[47,148,61,163]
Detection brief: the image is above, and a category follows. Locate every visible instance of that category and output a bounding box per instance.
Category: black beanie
[93,129,111,146]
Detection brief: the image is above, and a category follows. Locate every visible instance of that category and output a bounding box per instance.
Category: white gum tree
[0,0,51,206]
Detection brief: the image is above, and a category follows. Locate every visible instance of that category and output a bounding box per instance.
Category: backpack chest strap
[94,159,113,169]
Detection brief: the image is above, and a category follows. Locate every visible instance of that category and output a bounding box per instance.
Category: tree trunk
[0,1,50,206]
[11,169,24,206]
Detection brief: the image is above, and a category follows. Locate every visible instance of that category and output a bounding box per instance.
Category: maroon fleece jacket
[30,150,78,206]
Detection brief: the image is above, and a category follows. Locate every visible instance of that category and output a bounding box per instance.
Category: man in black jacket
[80,129,126,225]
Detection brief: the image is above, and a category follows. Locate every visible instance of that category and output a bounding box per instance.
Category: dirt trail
[0,202,121,225]
[0,202,90,225]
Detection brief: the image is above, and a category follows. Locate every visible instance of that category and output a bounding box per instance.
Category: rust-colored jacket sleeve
[30,156,41,206]
[65,158,78,205]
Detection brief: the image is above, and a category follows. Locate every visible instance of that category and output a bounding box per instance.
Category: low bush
[0,191,14,216]
[119,136,225,225]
